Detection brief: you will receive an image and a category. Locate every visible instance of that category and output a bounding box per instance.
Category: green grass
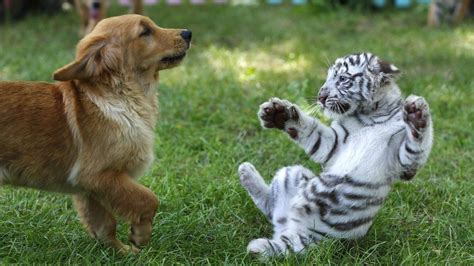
[0,4,473,264]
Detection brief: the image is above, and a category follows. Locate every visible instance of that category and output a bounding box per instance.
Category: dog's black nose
[181,30,192,44]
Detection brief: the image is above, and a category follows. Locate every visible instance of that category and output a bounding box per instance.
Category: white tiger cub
[238,52,433,257]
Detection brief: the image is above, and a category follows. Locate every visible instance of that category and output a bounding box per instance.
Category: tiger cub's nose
[319,95,328,105]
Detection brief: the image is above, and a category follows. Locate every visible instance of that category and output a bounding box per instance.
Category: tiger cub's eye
[339,76,348,82]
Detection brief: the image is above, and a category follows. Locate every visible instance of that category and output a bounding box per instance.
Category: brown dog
[75,0,143,35]
[0,14,191,254]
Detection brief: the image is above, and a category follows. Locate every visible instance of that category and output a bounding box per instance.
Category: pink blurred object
[166,0,182,4]
[90,8,100,19]
[5,0,12,9]
[120,0,157,6]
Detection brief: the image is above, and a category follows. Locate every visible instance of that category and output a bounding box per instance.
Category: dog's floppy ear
[53,35,122,81]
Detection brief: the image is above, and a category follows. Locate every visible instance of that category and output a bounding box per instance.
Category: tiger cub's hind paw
[247,238,273,257]
[238,162,259,185]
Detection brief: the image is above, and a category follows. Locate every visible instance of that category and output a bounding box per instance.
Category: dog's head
[54,14,191,84]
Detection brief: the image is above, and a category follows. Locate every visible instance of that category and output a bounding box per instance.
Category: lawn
[0,3,473,264]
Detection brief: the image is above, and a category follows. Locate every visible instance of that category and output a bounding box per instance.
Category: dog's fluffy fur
[0,14,190,254]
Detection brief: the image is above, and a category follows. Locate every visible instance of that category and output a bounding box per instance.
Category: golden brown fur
[75,0,143,35]
[0,14,191,254]
[428,0,471,26]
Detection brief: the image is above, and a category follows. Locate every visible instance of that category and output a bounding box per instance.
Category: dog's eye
[140,27,153,37]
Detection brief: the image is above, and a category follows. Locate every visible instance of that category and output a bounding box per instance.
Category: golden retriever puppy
[75,0,143,35]
[0,14,192,254]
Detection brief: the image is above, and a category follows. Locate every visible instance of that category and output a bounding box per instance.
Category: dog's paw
[108,238,140,255]
[258,98,299,130]
[129,221,152,248]
[117,244,140,255]
[403,95,431,139]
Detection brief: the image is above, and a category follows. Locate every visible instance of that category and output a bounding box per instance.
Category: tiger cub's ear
[378,60,400,78]
[368,57,401,84]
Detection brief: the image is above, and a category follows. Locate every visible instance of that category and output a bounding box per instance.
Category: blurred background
[1,0,473,22]
[0,0,472,264]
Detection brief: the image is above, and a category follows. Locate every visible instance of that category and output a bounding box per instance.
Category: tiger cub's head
[318,52,401,118]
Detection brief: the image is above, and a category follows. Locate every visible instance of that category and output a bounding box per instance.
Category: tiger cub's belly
[327,124,404,180]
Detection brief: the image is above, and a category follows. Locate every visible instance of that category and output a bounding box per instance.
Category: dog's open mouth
[160,53,186,63]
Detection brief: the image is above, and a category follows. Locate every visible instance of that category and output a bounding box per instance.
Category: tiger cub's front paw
[258,98,299,131]
[403,95,431,139]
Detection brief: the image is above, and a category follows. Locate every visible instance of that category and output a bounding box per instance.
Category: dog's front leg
[81,171,159,252]
[73,194,139,254]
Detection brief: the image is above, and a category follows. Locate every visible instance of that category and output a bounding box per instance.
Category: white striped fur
[239,53,433,257]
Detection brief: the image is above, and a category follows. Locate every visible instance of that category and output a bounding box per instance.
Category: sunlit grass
[0,4,473,264]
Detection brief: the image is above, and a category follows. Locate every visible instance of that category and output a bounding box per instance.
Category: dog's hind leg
[73,194,139,254]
